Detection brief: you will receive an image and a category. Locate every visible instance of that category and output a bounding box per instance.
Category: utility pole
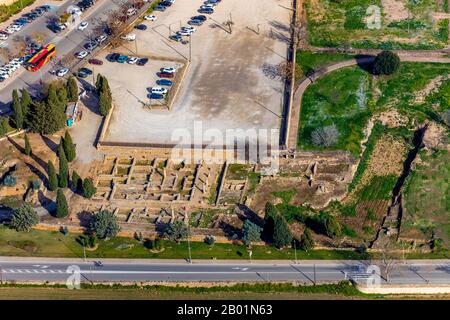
[82,238,87,262]
[186,207,192,264]
[313,264,316,285]
[0,265,3,284]
[293,240,298,264]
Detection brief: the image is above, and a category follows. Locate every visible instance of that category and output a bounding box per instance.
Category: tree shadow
[236,204,264,227]
[77,210,93,228]
[355,54,376,74]
[37,190,55,215]
[24,162,48,187]
[268,20,290,33]
[7,136,48,170]
[219,220,242,240]
[40,134,59,153]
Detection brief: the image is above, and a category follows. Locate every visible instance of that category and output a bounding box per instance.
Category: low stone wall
[358,284,450,295]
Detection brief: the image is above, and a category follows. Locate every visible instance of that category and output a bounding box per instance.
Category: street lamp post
[293,240,298,264]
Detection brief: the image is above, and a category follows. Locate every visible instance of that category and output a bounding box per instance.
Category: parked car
[85,41,98,51]
[121,33,136,41]
[76,51,89,59]
[182,26,196,32]
[149,93,164,99]
[161,67,177,74]
[135,24,147,31]
[157,79,173,86]
[188,19,203,26]
[117,55,129,63]
[144,15,157,21]
[137,58,149,66]
[127,57,139,64]
[96,34,108,44]
[0,33,8,41]
[192,15,207,22]
[198,7,214,14]
[158,72,174,78]
[77,67,92,78]
[108,53,120,62]
[88,58,103,65]
[154,5,167,11]
[169,34,182,42]
[78,21,89,30]
[57,68,69,77]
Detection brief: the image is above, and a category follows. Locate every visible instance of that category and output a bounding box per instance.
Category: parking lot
[98,0,292,146]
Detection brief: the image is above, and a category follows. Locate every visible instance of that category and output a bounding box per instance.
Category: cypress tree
[67,76,79,102]
[12,89,23,129]
[57,87,68,110]
[46,85,59,106]
[27,101,66,135]
[24,134,32,156]
[63,131,76,162]
[83,178,97,199]
[55,188,69,218]
[99,89,112,116]
[273,215,292,248]
[21,89,32,120]
[71,170,82,191]
[47,161,58,191]
[58,144,69,188]
[0,117,7,137]
[299,228,314,251]
[95,74,104,92]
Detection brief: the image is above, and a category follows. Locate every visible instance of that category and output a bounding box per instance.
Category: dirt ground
[98,0,291,145]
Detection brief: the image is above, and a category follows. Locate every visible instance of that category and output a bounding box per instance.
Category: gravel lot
[100,0,292,146]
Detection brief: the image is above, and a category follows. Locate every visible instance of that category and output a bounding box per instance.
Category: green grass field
[296,51,354,74]
[404,150,450,246]
[298,62,450,155]
[306,0,447,49]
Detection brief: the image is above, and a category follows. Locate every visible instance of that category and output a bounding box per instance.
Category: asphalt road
[0,0,121,112]
[0,258,449,285]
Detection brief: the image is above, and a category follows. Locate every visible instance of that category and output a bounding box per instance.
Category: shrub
[311,124,339,147]
[10,203,39,232]
[71,170,82,191]
[299,228,314,251]
[89,210,119,239]
[204,235,215,246]
[373,50,400,75]
[3,174,17,187]
[163,221,189,243]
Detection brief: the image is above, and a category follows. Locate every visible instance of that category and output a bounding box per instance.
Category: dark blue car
[157,79,173,86]
[135,24,147,30]
[149,93,164,99]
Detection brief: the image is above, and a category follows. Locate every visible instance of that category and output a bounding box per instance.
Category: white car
[161,67,177,74]
[76,51,89,59]
[121,33,136,41]
[201,4,214,9]
[78,21,89,30]
[127,57,139,64]
[151,86,168,94]
[11,24,22,31]
[4,28,15,34]
[144,15,157,21]
[57,68,69,77]
[96,34,108,44]
[178,29,193,36]
[0,71,9,79]
[182,26,196,32]
[0,34,8,40]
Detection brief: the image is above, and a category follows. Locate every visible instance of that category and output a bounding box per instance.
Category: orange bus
[26,43,56,72]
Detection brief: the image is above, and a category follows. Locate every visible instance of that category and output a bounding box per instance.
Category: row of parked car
[0,57,26,82]
[149,67,177,99]
[0,4,51,40]
[107,52,149,66]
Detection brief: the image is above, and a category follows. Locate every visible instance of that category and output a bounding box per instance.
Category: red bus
[26,43,56,72]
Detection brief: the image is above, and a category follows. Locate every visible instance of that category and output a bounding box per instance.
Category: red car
[88,58,103,65]
[158,72,174,78]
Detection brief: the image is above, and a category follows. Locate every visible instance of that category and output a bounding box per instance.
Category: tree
[47,161,58,191]
[63,131,76,162]
[373,50,400,75]
[71,170,82,191]
[27,101,66,134]
[263,202,277,241]
[299,228,314,251]
[57,87,68,109]
[324,214,342,238]
[21,89,32,121]
[82,178,97,198]
[58,144,69,188]
[273,215,292,248]
[442,109,450,127]
[55,188,69,218]
[311,124,340,147]
[89,210,120,239]
[242,219,262,245]
[99,88,112,116]
[12,89,24,129]
[0,117,8,137]
[163,221,189,243]
[24,134,32,156]
[10,203,39,232]
[67,76,79,102]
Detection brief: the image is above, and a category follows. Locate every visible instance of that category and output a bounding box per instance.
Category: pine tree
[24,134,32,156]
[20,89,32,120]
[263,202,277,241]
[12,89,23,129]
[95,74,104,92]
[55,188,68,218]
[63,131,76,162]
[273,215,292,248]
[67,76,79,102]
[58,144,69,188]
[27,101,66,135]
[46,84,59,106]
[83,178,97,199]
[242,219,262,245]
[71,170,82,191]
[57,87,68,109]
[47,161,58,191]
[10,203,39,232]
